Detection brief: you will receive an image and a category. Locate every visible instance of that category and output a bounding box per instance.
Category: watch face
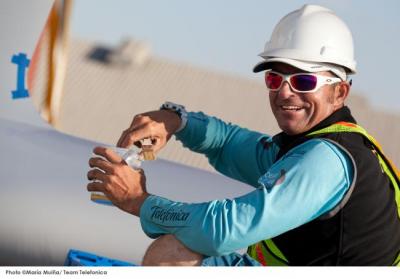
[164,102,181,110]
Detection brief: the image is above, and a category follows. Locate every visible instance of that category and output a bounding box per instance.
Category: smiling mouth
[280,105,303,111]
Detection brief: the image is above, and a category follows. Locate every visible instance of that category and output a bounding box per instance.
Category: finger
[87,168,108,181]
[129,113,145,127]
[93,146,123,164]
[119,124,153,148]
[87,181,105,192]
[117,126,143,148]
[88,157,115,174]
[117,127,142,148]
[137,168,145,175]
[116,129,128,147]
[117,114,148,147]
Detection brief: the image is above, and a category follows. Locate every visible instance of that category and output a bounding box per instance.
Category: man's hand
[87,146,149,216]
[116,110,181,153]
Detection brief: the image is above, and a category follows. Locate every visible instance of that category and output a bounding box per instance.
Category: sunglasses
[265,71,342,93]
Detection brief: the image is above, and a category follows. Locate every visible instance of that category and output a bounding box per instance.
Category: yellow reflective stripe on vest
[395,252,400,266]
[248,240,288,266]
[263,239,289,265]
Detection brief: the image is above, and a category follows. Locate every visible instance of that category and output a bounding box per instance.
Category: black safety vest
[248,121,400,266]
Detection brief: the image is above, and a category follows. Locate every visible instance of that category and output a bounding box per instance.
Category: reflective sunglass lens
[265,72,283,90]
[290,74,317,92]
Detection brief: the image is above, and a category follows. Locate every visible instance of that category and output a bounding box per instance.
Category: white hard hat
[253,4,356,76]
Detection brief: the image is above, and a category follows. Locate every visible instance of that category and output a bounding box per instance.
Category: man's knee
[142,234,203,266]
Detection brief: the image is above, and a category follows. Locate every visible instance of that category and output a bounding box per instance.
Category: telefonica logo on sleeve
[150,206,190,223]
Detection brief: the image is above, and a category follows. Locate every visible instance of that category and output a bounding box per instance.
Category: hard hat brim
[253,57,348,81]
[253,57,327,73]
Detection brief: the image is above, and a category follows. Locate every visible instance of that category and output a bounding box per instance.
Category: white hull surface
[0,117,250,265]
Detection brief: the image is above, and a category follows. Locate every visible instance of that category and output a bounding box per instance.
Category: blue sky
[71,0,400,113]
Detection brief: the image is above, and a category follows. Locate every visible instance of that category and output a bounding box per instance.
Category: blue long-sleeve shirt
[139,111,354,256]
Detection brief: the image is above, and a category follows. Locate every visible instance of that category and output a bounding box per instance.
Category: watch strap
[160,102,188,133]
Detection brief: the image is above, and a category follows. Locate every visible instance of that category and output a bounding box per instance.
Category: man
[86,5,400,265]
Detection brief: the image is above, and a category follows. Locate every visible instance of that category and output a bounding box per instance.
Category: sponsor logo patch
[258,169,286,192]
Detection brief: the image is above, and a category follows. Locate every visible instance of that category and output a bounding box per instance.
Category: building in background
[31,37,400,170]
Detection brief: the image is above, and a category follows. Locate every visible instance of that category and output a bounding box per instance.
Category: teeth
[281,106,302,111]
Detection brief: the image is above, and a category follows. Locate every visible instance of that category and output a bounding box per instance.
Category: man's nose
[277,81,296,98]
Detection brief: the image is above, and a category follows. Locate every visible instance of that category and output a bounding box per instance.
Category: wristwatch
[160,101,188,133]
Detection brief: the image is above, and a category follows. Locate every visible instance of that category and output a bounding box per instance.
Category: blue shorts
[201,252,261,266]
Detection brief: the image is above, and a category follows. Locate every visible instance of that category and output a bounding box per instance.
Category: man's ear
[333,82,350,109]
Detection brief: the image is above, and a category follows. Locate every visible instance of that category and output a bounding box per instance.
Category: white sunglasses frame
[265,70,342,93]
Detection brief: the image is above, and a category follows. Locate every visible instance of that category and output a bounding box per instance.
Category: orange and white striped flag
[28,0,73,128]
